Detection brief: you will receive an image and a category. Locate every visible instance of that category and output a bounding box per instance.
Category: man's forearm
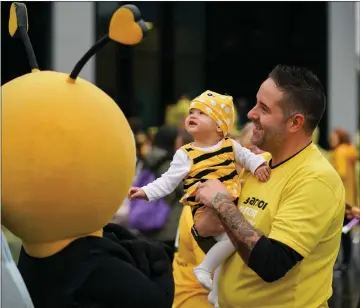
[211,193,263,263]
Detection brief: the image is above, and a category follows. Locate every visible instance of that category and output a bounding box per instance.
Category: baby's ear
[216,126,223,134]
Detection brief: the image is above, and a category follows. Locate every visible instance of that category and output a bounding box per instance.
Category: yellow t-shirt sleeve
[268,177,343,258]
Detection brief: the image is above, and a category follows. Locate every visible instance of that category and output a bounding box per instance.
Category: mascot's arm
[104,223,175,261]
[104,223,138,240]
[77,256,174,308]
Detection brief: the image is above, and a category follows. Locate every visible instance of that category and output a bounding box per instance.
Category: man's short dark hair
[269,65,326,133]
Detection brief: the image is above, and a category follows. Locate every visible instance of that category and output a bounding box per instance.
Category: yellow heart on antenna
[9,2,29,37]
[109,5,149,46]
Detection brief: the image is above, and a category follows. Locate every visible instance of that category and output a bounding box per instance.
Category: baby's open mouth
[189,120,197,125]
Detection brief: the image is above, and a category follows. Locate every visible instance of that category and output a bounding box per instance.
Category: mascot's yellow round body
[2,71,135,245]
[1,2,149,257]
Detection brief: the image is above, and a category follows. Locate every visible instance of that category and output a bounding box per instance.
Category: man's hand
[195,179,232,207]
[194,207,224,237]
[196,178,262,264]
[128,187,148,201]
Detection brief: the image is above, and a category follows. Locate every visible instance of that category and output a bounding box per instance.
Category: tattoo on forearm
[211,193,263,263]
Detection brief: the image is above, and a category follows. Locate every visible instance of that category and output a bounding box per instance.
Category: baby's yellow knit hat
[190,90,235,136]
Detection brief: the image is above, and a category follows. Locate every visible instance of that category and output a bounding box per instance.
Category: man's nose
[247,108,258,120]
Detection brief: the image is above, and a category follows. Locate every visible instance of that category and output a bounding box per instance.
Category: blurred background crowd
[1,1,360,307]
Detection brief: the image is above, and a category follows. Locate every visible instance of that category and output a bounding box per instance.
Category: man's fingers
[197,182,206,189]
[195,191,201,203]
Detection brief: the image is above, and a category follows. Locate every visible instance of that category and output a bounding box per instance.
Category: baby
[129,90,270,307]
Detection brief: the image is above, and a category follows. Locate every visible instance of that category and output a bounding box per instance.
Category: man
[236,122,264,155]
[193,65,345,308]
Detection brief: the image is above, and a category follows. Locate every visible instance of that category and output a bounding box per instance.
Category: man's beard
[252,126,285,152]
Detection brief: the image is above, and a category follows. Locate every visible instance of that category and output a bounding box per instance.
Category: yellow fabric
[23,229,103,258]
[190,90,235,136]
[330,144,359,206]
[2,72,135,256]
[219,144,345,308]
[172,207,211,308]
[179,138,240,213]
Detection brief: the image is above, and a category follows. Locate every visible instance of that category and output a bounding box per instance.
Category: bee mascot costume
[2,3,174,308]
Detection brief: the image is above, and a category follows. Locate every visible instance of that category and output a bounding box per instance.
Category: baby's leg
[208,264,222,308]
[193,233,235,291]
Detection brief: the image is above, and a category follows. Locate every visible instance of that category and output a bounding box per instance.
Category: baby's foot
[193,267,213,291]
[208,291,219,307]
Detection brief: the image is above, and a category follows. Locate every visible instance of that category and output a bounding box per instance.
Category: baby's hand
[254,164,271,182]
[128,187,148,201]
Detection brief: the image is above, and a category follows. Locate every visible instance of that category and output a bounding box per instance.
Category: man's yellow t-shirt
[219,143,345,308]
[172,206,212,308]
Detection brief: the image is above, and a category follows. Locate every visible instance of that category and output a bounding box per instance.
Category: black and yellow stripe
[180,138,241,209]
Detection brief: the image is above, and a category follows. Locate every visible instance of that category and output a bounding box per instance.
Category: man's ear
[288,113,305,133]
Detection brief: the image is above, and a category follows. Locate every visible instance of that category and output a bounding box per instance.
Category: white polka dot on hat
[189,90,235,136]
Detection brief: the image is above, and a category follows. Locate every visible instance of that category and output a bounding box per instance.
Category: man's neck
[270,136,312,167]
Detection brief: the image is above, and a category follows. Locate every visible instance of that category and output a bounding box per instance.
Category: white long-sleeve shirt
[142,139,265,201]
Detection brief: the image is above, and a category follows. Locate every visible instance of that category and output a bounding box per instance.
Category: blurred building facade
[1,1,359,148]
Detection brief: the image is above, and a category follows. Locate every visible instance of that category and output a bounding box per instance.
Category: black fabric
[192,146,233,165]
[18,224,174,308]
[191,225,218,254]
[341,215,352,265]
[160,240,175,262]
[248,235,304,283]
[269,141,312,169]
